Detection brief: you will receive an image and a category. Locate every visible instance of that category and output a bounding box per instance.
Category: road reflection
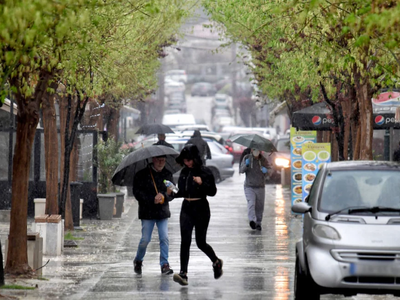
[274,185,290,300]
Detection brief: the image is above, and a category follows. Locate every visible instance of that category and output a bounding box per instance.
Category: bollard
[70,182,83,228]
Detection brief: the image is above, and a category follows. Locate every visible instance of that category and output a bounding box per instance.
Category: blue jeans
[135,218,169,266]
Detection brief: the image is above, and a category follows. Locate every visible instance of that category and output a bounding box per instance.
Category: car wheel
[209,167,221,183]
[294,255,320,300]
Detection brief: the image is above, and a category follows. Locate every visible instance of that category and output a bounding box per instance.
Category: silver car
[292,161,400,299]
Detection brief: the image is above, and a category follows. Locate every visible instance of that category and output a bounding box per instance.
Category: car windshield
[276,139,290,152]
[319,170,400,213]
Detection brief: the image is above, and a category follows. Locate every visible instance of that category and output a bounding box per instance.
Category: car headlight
[312,224,341,240]
[275,157,290,168]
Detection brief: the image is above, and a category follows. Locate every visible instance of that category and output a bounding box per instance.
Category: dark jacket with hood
[153,140,174,149]
[174,144,217,200]
[133,165,174,219]
[185,130,211,163]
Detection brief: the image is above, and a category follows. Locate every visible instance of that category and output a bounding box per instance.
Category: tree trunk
[6,70,50,275]
[107,107,120,141]
[59,92,90,231]
[356,81,373,160]
[42,81,59,215]
[59,94,74,231]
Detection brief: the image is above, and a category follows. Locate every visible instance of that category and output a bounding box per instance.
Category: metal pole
[384,129,390,161]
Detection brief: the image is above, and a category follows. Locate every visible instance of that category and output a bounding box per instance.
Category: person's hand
[245,158,250,167]
[155,193,165,204]
[193,176,202,185]
[261,166,268,174]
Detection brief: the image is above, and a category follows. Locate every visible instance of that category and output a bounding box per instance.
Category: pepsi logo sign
[312,116,321,125]
[375,115,385,125]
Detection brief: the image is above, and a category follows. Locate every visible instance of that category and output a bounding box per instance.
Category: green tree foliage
[203,0,400,159]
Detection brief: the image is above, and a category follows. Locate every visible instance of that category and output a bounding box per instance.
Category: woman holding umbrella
[172,144,223,286]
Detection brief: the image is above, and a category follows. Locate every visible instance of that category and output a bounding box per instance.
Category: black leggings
[179,199,218,273]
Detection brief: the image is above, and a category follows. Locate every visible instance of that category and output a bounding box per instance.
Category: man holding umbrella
[153,133,174,149]
[132,154,175,276]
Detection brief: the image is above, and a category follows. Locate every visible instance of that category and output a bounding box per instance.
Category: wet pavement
[0,165,397,299]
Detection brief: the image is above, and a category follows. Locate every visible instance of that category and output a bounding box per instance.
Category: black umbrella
[112,145,181,186]
[135,124,175,135]
[231,134,277,153]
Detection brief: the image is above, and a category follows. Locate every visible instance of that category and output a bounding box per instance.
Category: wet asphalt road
[0,164,398,300]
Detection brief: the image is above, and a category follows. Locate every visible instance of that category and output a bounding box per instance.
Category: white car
[164,79,185,95]
[162,113,196,130]
[165,69,187,83]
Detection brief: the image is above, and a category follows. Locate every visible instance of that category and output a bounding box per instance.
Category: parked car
[292,161,400,299]
[164,79,185,95]
[166,137,235,183]
[162,113,196,130]
[264,137,290,183]
[180,131,226,146]
[191,82,217,97]
[175,124,210,132]
[212,93,233,110]
[165,69,187,83]
[166,92,186,113]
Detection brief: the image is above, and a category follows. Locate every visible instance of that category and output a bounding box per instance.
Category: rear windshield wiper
[325,206,400,221]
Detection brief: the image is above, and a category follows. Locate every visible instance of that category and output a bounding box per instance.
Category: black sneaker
[249,221,256,229]
[213,258,223,279]
[134,260,142,275]
[161,263,173,275]
[256,224,262,231]
[173,272,188,286]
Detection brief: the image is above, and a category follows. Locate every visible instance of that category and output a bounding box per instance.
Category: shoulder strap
[149,166,158,194]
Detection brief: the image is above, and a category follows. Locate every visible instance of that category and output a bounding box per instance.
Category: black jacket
[174,165,217,200]
[153,140,174,149]
[185,130,211,162]
[133,166,174,220]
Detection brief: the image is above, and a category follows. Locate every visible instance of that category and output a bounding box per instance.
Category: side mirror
[292,202,312,214]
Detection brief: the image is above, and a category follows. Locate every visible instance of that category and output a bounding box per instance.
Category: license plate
[350,263,400,276]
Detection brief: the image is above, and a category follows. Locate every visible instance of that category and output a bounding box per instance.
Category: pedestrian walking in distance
[132,155,175,276]
[172,144,223,286]
[185,130,211,165]
[393,141,400,162]
[239,148,270,231]
[153,133,174,149]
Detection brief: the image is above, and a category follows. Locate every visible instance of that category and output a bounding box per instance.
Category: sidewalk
[0,170,302,300]
[0,189,138,300]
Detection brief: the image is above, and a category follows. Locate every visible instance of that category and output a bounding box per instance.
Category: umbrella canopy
[135,124,175,135]
[112,145,181,186]
[292,101,400,130]
[292,102,334,131]
[231,134,277,153]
